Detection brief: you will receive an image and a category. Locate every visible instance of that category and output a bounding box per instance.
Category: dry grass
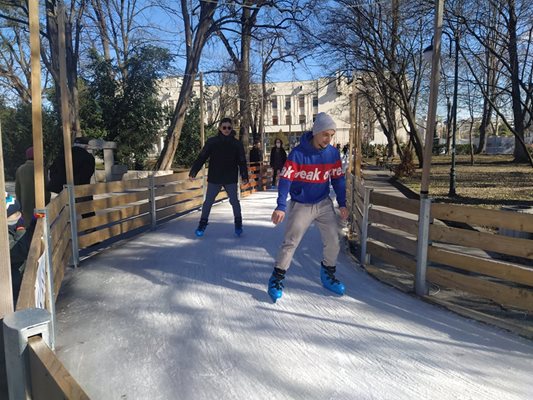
[396,154,533,209]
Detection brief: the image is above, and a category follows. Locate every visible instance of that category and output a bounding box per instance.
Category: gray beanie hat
[312,112,336,136]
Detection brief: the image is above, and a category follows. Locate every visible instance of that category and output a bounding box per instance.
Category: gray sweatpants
[200,182,241,221]
[275,197,340,271]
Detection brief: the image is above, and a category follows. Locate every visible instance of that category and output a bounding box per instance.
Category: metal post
[360,187,373,266]
[3,308,51,400]
[415,197,432,296]
[350,174,356,236]
[66,185,79,268]
[149,175,157,230]
[448,30,460,197]
[35,208,56,350]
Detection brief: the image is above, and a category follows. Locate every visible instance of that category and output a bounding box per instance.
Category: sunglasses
[221,126,232,130]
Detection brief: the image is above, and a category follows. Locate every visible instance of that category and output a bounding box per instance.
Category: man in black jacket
[189,118,249,237]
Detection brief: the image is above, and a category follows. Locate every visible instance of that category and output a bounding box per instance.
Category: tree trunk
[507,0,529,163]
[45,0,82,139]
[155,1,217,170]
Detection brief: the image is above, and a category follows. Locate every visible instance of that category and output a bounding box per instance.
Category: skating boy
[268,112,349,302]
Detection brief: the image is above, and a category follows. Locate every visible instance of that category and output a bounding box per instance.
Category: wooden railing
[353,174,533,315]
[12,162,272,398]
[28,336,89,399]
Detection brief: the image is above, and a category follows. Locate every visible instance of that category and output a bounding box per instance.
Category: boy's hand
[339,207,349,221]
[271,210,285,225]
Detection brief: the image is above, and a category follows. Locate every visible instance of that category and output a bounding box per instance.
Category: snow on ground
[55,190,533,400]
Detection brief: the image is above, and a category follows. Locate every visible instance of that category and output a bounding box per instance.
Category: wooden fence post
[415,197,432,296]
[66,185,79,268]
[360,187,373,266]
[35,208,56,350]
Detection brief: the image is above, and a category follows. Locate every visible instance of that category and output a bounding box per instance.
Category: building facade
[158,75,399,154]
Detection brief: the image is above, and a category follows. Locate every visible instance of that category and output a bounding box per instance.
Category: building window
[312,113,317,122]
[299,114,306,124]
[285,114,291,125]
[312,95,318,108]
[271,96,277,110]
[299,95,305,109]
[168,100,175,109]
[285,96,291,110]
[273,115,279,125]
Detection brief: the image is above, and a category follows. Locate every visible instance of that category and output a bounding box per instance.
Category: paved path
[55,190,533,400]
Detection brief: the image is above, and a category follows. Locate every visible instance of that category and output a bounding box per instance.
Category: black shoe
[195,218,208,237]
[235,216,243,236]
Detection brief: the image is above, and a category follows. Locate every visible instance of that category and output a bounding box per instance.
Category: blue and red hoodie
[275,131,346,212]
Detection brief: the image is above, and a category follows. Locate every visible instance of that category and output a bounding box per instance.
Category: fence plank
[431,203,533,233]
[16,218,44,310]
[53,241,71,299]
[371,192,419,215]
[367,240,417,274]
[154,171,192,186]
[429,224,533,260]
[74,178,150,197]
[157,197,204,220]
[368,225,417,255]
[369,209,419,235]
[155,180,203,197]
[77,203,151,232]
[46,190,68,222]
[155,189,203,210]
[50,207,70,247]
[75,191,149,216]
[28,336,90,400]
[78,214,151,249]
[427,267,533,312]
[428,246,533,287]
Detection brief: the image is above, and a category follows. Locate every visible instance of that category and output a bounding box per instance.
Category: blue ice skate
[268,268,286,303]
[195,219,208,237]
[320,263,345,295]
[235,227,243,237]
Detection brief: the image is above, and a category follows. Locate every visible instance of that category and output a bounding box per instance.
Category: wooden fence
[352,173,533,315]
[12,162,272,399]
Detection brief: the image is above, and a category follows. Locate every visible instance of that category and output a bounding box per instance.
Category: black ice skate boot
[234,216,243,237]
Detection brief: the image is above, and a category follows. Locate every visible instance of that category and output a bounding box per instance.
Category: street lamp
[423,28,461,197]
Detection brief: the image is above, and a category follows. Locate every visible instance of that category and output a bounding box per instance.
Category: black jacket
[249,147,263,163]
[270,146,287,170]
[189,132,248,184]
[48,146,96,193]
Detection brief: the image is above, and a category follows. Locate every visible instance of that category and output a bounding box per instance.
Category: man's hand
[271,210,285,225]
[339,206,349,221]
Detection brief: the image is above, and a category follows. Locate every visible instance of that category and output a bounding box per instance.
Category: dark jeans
[200,183,241,221]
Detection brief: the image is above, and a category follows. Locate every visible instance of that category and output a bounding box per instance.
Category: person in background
[48,137,96,218]
[269,138,287,188]
[6,194,35,304]
[249,140,263,164]
[15,146,50,227]
[189,118,249,237]
[268,112,348,303]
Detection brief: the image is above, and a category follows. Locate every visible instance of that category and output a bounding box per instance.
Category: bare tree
[155,0,218,170]
[215,0,304,153]
[459,0,533,165]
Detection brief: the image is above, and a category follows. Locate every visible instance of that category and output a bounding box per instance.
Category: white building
[158,75,401,152]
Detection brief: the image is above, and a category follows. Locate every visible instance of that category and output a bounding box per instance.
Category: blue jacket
[276,132,346,211]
